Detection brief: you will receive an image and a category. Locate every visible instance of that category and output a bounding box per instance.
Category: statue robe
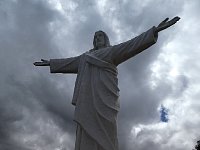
[49,27,157,150]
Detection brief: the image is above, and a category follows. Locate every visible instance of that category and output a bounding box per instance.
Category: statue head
[93,30,110,50]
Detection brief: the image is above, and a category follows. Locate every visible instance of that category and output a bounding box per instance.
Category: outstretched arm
[107,16,180,65]
[33,56,80,74]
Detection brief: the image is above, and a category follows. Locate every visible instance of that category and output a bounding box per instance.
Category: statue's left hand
[156,16,180,32]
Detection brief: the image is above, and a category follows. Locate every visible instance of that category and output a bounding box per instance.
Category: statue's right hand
[33,59,50,66]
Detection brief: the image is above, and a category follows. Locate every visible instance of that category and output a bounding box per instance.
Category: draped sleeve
[108,27,158,65]
[50,56,80,74]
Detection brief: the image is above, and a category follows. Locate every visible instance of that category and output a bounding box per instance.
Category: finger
[174,16,180,21]
[33,62,41,66]
[34,62,48,66]
[41,59,47,62]
[174,16,180,19]
[171,16,180,23]
[162,17,169,23]
[158,18,169,27]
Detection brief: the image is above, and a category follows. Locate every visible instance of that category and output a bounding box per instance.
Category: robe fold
[49,27,157,150]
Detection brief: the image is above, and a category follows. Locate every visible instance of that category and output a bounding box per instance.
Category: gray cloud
[0,0,75,149]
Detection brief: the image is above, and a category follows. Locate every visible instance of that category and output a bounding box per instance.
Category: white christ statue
[34,17,180,150]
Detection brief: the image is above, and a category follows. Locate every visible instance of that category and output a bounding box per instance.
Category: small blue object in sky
[160,105,169,122]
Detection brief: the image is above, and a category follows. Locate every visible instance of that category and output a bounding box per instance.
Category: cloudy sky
[0,0,200,150]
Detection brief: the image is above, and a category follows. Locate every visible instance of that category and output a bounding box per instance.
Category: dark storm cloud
[0,0,75,149]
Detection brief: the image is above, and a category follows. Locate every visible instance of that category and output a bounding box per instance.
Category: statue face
[94,32,105,49]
